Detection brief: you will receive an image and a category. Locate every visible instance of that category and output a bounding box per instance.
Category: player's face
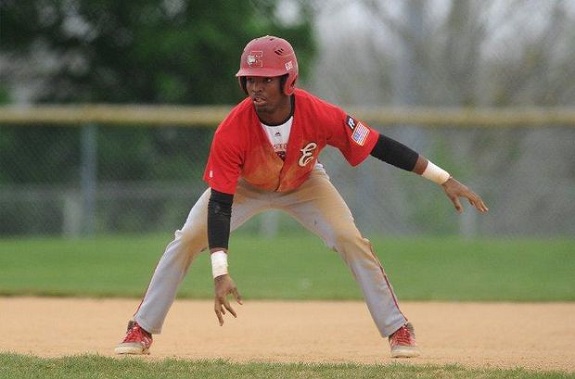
[245,76,291,124]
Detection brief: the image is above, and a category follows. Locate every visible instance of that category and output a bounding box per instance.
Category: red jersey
[203,88,379,194]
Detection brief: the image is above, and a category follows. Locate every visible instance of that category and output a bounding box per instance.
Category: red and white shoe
[115,320,153,355]
[388,322,420,358]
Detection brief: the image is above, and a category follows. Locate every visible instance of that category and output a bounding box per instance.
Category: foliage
[0,0,315,104]
[0,0,316,191]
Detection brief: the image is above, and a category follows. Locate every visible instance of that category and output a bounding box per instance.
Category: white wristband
[211,250,228,278]
[422,161,451,185]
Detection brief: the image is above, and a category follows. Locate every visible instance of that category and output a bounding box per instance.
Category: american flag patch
[351,122,370,146]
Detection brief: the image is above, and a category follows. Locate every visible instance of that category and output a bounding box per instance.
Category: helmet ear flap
[283,74,297,96]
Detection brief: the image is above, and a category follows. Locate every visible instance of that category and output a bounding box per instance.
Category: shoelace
[124,325,151,343]
[390,326,413,346]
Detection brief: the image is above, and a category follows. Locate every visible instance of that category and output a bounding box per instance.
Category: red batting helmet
[236,35,299,95]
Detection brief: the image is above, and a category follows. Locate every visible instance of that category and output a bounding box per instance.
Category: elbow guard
[207,189,233,250]
[370,134,419,171]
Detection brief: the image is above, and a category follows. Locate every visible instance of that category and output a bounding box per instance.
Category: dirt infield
[1,298,573,373]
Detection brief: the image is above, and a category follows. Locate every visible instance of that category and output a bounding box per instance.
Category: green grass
[0,234,575,302]
[1,234,574,378]
[0,233,573,301]
[0,353,571,379]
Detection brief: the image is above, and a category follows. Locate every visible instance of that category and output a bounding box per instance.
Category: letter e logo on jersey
[247,51,263,68]
[299,142,318,167]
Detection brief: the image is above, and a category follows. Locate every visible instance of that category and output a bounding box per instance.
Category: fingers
[444,181,489,214]
[452,196,463,213]
[469,198,488,213]
[214,301,236,326]
[223,297,237,317]
[233,288,243,305]
[466,190,489,213]
[455,193,490,213]
[474,198,489,213]
[214,288,243,326]
[214,297,225,326]
[221,288,243,318]
[215,306,224,326]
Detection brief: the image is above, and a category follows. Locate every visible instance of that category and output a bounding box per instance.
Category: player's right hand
[214,274,243,326]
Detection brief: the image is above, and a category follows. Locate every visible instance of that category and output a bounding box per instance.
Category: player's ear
[238,77,248,94]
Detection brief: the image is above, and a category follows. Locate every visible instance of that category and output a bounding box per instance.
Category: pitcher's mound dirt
[1,298,573,373]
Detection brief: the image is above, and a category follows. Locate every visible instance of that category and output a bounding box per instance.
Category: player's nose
[249,82,263,93]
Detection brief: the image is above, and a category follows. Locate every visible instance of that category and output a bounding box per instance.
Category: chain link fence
[2,0,575,238]
[1,107,573,238]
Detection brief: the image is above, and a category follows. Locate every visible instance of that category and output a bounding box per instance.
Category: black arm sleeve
[207,189,234,250]
[370,134,419,171]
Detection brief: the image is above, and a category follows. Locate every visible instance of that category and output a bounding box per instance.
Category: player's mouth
[252,96,267,106]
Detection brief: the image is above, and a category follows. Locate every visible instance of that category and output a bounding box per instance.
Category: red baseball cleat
[388,322,420,358]
[115,320,153,355]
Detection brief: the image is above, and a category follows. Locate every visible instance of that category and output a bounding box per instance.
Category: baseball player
[115,35,488,358]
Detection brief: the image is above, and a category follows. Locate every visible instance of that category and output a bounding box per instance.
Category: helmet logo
[285,61,293,71]
[247,51,263,68]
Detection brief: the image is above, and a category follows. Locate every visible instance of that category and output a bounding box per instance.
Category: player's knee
[331,231,367,255]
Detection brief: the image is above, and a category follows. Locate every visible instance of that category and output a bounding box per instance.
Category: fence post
[80,123,97,236]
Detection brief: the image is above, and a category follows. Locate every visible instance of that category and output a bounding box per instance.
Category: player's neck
[256,95,294,126]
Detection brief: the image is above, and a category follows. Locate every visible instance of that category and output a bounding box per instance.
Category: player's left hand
[214,274,243,326]
[441,177,489,214]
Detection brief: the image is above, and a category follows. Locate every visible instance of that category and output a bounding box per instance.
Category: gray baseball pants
[133,165,408,338]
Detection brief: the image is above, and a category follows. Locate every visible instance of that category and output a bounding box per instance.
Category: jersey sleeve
[328,111,380,166]
[203,127,243,195]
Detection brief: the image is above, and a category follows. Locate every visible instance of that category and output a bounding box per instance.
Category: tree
[308,0,575,235]
[0,0,315,105]
[0,1,318,236]
[0,0,317,182]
